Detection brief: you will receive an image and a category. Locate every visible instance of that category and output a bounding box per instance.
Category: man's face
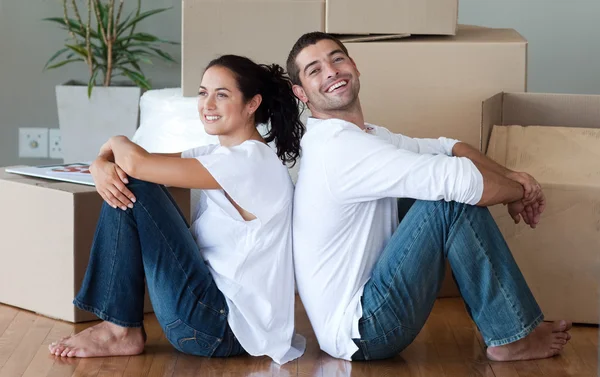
[292,39,360,116]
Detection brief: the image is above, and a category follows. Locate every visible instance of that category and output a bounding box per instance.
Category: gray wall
[459,0,600,95]
[0,0,181,166]
[1,0,599,165]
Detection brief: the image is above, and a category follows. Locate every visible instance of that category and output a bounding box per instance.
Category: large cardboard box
[182,0,325,97]
[482,92,600,324]
[344,25,528,150]
[327,0,457,36]
[0,169,191,323]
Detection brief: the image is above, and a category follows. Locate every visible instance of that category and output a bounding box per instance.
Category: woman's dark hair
[205,55,305,166]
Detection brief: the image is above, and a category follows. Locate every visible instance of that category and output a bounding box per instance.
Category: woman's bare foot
[48,321,146,358]
[486,320,572,361]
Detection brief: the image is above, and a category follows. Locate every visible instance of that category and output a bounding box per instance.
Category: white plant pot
[56,82,141,163]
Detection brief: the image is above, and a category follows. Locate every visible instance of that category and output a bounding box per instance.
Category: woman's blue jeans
[352,199,543,360]
[74,179,245,357]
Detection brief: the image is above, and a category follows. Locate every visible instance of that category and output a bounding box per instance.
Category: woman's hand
[90,157,136,210]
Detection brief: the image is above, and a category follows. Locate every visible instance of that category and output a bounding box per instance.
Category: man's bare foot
[486,320,572,361]
[48,321,146,358]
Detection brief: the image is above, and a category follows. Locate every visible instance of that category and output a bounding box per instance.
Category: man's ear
[350,57,360,77]
[292,84,309,104]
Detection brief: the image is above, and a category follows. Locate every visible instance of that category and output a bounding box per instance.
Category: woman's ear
[248,94,262,115]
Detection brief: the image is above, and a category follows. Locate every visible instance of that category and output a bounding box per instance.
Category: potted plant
[44,0,178,162]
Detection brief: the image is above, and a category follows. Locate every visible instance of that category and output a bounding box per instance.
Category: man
[287,32,571,362]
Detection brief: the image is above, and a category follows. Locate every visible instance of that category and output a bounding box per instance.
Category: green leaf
[120,68,151,90]
[46,58,85,70]
[43,17,99,39]
[116,8,171,37]
[88,68,100,98]
[117,32,179,45]
[65,44,89,58]
[149,48,177,63]
[44,47,69,69]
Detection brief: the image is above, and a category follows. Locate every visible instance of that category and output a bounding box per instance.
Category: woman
[48,55,306,364]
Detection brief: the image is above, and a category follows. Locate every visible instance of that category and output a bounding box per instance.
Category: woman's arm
[109,136,221,189]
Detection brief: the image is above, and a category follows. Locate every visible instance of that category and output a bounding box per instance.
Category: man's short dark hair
[286,32,349,86]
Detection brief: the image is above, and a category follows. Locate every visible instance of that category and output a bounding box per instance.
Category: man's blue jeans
[352,199,543,360]
[74,179,245,357]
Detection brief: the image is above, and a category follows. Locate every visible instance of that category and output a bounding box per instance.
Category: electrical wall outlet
[49,129,63,160]
[19,128,48,158]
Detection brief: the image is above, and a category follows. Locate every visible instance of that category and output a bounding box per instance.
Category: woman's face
[197,66,251,136]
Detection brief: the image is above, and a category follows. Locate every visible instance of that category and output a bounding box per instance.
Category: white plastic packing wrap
[132,88,218,215]
[132,88,219,153]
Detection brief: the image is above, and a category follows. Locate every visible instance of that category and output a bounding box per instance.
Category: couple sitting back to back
[49,32,571,364]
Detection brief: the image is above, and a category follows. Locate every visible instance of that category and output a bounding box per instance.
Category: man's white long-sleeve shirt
[292,118,484,360]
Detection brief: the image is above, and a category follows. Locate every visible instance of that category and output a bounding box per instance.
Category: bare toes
[554,332,569,340]
[552,320,572,333]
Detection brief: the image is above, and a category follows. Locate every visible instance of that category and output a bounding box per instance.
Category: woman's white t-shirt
[182,140,305,364]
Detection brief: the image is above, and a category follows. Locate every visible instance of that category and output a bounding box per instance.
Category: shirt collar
[306,117,376,133]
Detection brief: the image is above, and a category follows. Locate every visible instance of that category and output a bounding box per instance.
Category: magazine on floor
[6,162,95,186]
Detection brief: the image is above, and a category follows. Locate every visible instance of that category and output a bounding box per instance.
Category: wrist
[505,170,517,180]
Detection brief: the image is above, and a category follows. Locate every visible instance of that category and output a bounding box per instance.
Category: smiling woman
[48,55,307,365]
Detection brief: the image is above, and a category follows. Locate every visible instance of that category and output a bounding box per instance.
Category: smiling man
[287,32,571,362]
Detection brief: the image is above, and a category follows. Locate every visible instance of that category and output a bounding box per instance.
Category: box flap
[339,34,410,43]
[486,125,600,188]
[503,92,600,129]
[481,92,504,153]
[343,25,526,45]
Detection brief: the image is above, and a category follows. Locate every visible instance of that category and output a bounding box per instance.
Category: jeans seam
[462,211,527,326]
[74,299,143,327]
[485,313,544,347]
[367,201,442,324]
[103,209,120,315]
[135,197,224,316]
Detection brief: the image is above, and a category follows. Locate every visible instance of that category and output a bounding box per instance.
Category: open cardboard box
[0,169,190,323]
[482,92,600,324]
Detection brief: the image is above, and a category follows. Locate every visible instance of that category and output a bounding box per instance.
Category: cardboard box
[344,25,528,150]
[182,0,325,97]
[327,0,457,36]
[0,169,191,323]
[482,92,600,324]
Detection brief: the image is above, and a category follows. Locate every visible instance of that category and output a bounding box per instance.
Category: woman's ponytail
[256,63,304,166]
[205,55,305,166]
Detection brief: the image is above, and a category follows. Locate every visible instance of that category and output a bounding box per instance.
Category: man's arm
[454,142,544,227]
[472,160,524,206]
[452,142,512,177]
[452,142,543,206]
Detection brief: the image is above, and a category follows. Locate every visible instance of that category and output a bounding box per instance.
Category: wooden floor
[0,297,597,377]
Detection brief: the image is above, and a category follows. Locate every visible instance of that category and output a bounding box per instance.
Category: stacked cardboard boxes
[182,0,325,96]
[181,0,529,298]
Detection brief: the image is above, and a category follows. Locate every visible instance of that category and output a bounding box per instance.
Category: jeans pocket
[165,319,222,357]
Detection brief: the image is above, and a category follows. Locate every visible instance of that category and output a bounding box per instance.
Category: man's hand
[506,171,543,206]
[90,158,136,211]
[507,195,545,229]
